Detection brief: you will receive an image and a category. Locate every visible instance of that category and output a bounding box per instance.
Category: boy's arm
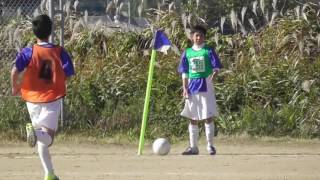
[209,48,222,81]
[182,74,189,99]
[11,67,21,96]
[178,51,189,98]
[10,47,32,96]
[60,48,75,78]
[211,69,219,80]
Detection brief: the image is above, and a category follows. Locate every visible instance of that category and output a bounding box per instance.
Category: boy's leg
[26,102,41,147]
[189,120,199,149]
[205,119,216,155]
[37,128,54,177]
[27,100,61,179]
[37,128,60,180]
[182,120,199,155]
[36,128,53,146]
[37,100,60,179]
[26,123,37,147]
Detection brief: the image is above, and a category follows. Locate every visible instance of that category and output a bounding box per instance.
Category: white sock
[37,142,54,176]
[188,124,199,148]
[205,122,214,148]
[36,130,54,176]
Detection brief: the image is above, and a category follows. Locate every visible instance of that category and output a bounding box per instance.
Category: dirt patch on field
[0,137,320,180]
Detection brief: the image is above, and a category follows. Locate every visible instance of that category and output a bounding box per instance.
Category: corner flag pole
[138,48,157,155]
[138,30,170,155]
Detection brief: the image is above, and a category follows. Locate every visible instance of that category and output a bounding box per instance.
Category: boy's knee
[205,118,214,124]
[41,127,55,147]
[190,120,198,125]
[32,122,42,129]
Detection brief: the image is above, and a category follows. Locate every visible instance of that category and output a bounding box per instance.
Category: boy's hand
[12,85,21,96]
[209,74,214,81]
[11,67,22,96]
[210,70,219,81]
[183,88,189,99]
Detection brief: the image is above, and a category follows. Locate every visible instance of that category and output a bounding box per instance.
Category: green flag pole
[138,49,157,155]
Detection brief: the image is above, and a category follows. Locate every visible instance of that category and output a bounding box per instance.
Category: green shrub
[0,4,319,139]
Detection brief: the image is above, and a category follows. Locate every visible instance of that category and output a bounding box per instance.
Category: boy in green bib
[178,25,222,155]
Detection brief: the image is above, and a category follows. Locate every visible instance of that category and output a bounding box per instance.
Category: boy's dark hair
[32,14,52,40]
[191,25,207,36]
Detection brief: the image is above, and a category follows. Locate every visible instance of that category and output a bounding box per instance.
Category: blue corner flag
[153,30,171,54]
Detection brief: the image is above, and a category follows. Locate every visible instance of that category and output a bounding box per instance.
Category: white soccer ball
[152,138,170,155]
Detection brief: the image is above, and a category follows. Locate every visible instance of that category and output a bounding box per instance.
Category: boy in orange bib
[11,14,75,180]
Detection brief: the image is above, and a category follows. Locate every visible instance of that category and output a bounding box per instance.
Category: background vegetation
[0,0,319,141]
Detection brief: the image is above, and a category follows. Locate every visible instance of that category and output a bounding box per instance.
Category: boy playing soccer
[11,14,75,180]
[178,25,222,155]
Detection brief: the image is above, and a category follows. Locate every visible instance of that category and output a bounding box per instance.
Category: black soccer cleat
[182,147,199,155]
[207,146,216,155]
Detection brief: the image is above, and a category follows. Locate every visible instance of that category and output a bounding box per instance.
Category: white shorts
[26,99,62,131]
[181,78,218,120]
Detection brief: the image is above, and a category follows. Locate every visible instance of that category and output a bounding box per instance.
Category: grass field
[0,136,320,180]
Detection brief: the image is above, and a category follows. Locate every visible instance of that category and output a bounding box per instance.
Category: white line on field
[1,153,320,159]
